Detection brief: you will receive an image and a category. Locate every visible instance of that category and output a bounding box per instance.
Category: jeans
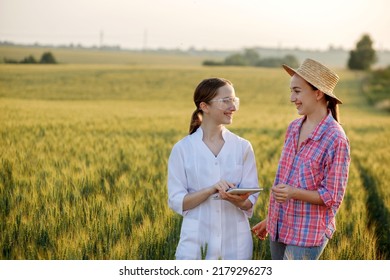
[270,236,329,260]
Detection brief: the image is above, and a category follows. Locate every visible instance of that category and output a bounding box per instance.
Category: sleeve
[240,141,260,217]
[318,137,351,209]
[167,143,188,216]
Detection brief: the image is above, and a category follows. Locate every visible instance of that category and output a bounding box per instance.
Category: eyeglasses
[209,97,240,110]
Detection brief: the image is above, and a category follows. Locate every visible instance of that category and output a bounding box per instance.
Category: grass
[0,61,389,260]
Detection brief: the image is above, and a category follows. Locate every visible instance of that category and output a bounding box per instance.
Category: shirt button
[215,162,218,165]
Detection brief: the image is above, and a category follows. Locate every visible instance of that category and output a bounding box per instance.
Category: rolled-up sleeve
[167,144,188,215]
[241,141,260,217]
[318,137,350,208]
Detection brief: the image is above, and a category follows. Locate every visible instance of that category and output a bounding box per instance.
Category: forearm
[183,186,216,211]
[292,188,325,205]
[237,199,253,211]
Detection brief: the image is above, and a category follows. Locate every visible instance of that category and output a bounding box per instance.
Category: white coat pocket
[175,217,202,260]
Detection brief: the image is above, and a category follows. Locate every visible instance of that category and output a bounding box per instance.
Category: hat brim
[282,64,343,104]
[282,64,297,77]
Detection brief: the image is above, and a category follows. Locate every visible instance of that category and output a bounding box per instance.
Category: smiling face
[289,74,319,116]
[201,83,237,125]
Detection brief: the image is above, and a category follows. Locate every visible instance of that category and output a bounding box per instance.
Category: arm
[184,179,252,211]
[168,143,218,213]
[183,186,216,211]
[225,141,259,215]
[317,137,350,208]
[221,191,253,210]
[168,144,189,215]
[271,184,325,205]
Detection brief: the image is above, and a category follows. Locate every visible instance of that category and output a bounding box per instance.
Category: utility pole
[100,30,104,48]
[143,29,148,51]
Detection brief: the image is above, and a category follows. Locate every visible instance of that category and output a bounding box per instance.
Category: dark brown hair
[309,83,340,123]
[189,78,233,134]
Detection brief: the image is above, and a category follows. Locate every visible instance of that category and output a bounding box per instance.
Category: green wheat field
[1,47,389,260]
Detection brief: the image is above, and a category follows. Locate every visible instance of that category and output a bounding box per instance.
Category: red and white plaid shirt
[266,112,350,246]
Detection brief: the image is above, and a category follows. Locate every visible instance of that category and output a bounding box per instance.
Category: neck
[200,123,224,141]
[305,104,328,127]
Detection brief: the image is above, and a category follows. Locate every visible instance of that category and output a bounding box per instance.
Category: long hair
[309,83,340,123]
[189,78,233,134]
[325,94,340,123]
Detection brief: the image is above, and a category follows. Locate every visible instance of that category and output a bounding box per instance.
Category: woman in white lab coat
[168,78,259,260]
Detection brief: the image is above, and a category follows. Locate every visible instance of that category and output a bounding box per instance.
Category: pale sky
[0,0,389,51]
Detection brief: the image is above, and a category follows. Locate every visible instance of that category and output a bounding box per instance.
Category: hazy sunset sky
[1,0,389,51]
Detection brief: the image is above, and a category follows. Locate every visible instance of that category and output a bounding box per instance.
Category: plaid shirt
[266,112,350,247]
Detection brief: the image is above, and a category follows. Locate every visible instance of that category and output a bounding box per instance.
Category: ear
[315,90,325,101]
[199,101,209,113]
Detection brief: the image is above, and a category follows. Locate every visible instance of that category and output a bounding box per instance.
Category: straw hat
[282,58,342,104]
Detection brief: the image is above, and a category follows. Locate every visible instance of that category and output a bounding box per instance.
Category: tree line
[202,34,378,71]
[203,49,300,68]
[3,52,57,64]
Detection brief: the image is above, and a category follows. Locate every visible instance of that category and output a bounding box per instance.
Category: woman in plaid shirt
[252,59,351,260]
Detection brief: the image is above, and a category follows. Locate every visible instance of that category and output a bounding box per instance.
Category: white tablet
[227,188,262,195]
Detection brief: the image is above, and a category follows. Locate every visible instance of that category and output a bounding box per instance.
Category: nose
[290,92,296,103]
[225,99,238,111]
[230,103,238,111]
[226,105,236,112]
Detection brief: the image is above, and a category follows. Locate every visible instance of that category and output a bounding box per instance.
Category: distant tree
[224,53,247,66]
[20,55,37,64]
[3,57,18,64]
[203,50,298,69]
[223,48,260,66]
[256,55,299,68]
[242,48,260,66]
[39,52,57,64]
[281,55,299,68]
[256,57,281,67]
[4,55,37,64]
[202,60,224,66]
[348,34,377,70]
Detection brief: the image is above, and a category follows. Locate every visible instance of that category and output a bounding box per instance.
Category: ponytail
[189,108,202,134]
[326,95,340,123]
[309,82,341,123]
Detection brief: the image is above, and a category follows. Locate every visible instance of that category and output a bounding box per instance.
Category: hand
[214,181,250,209]
[251,219,268,240]
[225,191,252,210]
[224,190,251,201]
[213,180,235,199]
[271,183,294,203]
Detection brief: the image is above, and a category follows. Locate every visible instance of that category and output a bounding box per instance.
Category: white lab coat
[168,127,259,260]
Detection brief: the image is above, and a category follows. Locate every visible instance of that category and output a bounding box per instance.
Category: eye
[223,98,231,104]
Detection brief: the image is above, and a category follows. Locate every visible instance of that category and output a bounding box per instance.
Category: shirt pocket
[298,159,321,190]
